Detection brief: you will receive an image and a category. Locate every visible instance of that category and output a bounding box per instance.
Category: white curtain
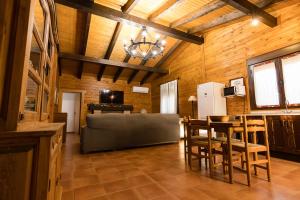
[282,54,300,105]
[160,80,178,114]
[253,62,280,107]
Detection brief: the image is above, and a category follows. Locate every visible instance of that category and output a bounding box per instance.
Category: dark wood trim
[189,0,278,34]
[97,22,123,80]
[247,43,300,110]
[247,43,300,66]
[59,52,168,74]
[121,0,140,13]
[127,70,139,84]
[58,57,62,76]
[140,72,153,85]
[170,0,226,28]
[54,0,204,45]
[149,0,184,21]
[78,3,92,79]
[220,0,277,27]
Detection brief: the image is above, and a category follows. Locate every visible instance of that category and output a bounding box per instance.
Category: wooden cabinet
[0,123,64,200]
[267,115,300,155]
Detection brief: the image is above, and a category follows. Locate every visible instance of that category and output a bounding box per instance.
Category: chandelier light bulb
[160,47,164,51]
[131,49,137,55]
[155,34,160,39]
[161,40,166,45]
[152,50,157,55]
[123,39,128,45]
[142,30,147,37]
[251,18,259,26]
[142,51,147,56]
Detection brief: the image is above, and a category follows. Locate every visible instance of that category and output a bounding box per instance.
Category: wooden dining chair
[232,115,271,186]
[183,116,208,162]
[186,118,223,176]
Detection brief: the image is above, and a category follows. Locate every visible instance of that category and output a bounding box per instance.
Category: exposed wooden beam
[54,0,204,45]
[58,57,62,76]
[99,0,139,81]
[59,52,168,74]
[149,0,184,21]
[121,0,140,13]
[97,22,123,80]
[78,3,92,79]
[220,0,277,27]
[170,1,226,28]
[189,0,277,34]
[127,70,139,84]
[140,72,153,85]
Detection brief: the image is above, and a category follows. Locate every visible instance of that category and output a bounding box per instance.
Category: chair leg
[245,151,251,186]
[205,150,208,170]
[198,146,202,169]
[188,145,192,169]
[266,151,271,182]
[253,152,258,176]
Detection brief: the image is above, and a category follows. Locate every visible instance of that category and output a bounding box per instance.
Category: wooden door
[291,115,300,154]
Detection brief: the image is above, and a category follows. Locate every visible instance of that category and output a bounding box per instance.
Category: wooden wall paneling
[148,0,185,21]
[59,74,152,124]
[151,1,300,116]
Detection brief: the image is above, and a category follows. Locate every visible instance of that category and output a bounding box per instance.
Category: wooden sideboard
[0,123,64,200]
[266,115,300,155]
[53,113,67,143]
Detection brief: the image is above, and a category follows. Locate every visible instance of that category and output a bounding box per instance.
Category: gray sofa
[80,113,180,153]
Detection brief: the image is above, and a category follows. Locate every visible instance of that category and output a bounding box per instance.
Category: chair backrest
[186,118,211,140]
[242,115,268,146]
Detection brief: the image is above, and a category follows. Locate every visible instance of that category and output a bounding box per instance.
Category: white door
[62,93,80,133]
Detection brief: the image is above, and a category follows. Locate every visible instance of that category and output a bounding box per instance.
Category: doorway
[61,92,81,133]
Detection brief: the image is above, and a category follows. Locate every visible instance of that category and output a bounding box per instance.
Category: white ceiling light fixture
[123,26,166,61]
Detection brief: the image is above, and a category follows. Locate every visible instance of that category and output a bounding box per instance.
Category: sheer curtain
[282,54,300,105]
[253,61,280,107]
[160,80,178,114]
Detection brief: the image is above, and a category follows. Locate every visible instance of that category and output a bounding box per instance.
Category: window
[282,54,300,105]
[253,61,280,107]
[160,80,178,114]
[248,43,300,110]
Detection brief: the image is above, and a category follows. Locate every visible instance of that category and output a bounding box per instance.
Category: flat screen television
[100,90,124,104]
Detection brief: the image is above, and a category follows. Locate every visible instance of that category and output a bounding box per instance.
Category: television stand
[88,103,133,113]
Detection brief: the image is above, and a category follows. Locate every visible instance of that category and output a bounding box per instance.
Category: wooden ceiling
[53,0,279,84]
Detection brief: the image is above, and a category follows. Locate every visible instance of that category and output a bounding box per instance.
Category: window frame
[248,43,300,110]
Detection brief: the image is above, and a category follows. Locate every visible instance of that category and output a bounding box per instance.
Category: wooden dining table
[209,120,243,184]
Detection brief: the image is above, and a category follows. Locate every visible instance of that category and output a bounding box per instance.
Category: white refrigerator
[197,82,227,120]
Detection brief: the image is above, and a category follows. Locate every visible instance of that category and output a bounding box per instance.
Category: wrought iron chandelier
[123,26,166,61]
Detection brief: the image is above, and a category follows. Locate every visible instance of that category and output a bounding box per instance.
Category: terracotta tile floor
[61,134,300,200]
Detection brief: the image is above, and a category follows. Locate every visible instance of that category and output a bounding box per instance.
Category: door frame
[58,89,85,133]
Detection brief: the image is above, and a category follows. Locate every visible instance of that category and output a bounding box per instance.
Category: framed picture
[230,77,244,87]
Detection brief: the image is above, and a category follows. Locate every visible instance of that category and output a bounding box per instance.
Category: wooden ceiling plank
[189,0,278,34]
[170,0,226,28]
[154,40,183,68]
[54,0,204,44]
[220,0,277,27]
[59,52,168,73]
[149,0,184,21]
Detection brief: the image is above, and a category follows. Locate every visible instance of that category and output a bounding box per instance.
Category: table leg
[227,127,233,184]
